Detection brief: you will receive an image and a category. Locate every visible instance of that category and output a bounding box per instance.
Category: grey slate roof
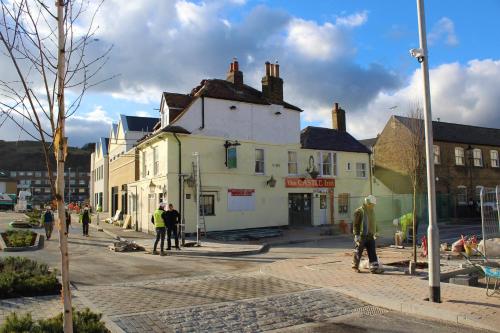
[162,93,194,123]
[122,115,159,133]
[359,138,378,150]
[395,116,500,147]
[300,126,371,154]
[97,137,109,156]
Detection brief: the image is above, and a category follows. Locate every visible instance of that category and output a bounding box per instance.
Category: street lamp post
[414,0,441,303]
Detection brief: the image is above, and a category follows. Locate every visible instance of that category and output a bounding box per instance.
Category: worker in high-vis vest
[352,195,384,274]
[393,212,414,241]
[151,203,168,255]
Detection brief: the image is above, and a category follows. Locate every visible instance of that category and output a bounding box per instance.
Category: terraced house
[367,115,500,218]
[128,59,371,234]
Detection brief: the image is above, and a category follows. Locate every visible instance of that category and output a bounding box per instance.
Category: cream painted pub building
[128,60,371,233]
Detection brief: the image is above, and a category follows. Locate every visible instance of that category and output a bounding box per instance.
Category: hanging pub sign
[285,178,335,188]
[227,147,237,168]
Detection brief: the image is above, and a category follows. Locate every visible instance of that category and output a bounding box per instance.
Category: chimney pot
[261,60,283,103]
[265,61,271,76]
[332,102,346,132]
[275,62,280,78]
[226,58,243,87]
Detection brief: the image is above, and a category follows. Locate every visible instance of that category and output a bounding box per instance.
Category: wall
[92,145,109,212]
[108,147,138,217]
[172,97,301,145]
[131,133,371,233]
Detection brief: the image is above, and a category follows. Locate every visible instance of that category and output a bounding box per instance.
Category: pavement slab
[260,249,500,332]
[110,289,370,333]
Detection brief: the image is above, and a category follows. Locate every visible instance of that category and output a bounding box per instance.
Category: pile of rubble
[108,239,145,252]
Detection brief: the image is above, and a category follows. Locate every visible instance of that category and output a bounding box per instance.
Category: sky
[1,0,500,147]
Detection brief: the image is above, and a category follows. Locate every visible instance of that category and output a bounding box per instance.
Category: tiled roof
[359,138,378,151]
[137,125,191,144]
[162,93,194,122]
[192,79,302,112]
[163,79,302,122]
[300,126,371,153]
[122,115,159,133]
[395,116,500,147]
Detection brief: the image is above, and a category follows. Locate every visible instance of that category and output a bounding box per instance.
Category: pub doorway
[288,193,312,226]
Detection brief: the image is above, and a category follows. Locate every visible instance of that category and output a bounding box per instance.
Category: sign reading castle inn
[285,177,335,226]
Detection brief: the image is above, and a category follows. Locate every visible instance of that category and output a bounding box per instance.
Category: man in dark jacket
[79,205,91,237]
[165,203,180,250]
[42,206,54,240]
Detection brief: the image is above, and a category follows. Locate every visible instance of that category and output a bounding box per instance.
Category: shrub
[2,230,36,247]
[0,257,60,298]
[0,308,110,333]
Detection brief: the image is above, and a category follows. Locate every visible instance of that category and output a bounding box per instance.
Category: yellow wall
[130,133,371,233]
[108,148,138,217]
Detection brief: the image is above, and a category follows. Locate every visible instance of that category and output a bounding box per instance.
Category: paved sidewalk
[261,248,500,332]
[88,218,266,256]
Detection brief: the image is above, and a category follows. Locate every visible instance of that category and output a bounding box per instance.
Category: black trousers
[167,225,179,249]
[154,227,166,252]
[82,221,89,236]
[353,236,378,266]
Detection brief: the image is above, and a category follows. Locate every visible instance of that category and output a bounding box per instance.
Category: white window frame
[457,186,467,206]
[153,146,159,176]
[356,162,367,178]
[287,151,298,175]
[455,147,464,165]
[318,152,336,177]
[473,148,482,167]
[433,145,440,165]
[490,150,499,168]
[255,148,265,174]
[141,151,147,178]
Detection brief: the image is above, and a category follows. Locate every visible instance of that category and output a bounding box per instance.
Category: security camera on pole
[412,0,441,303]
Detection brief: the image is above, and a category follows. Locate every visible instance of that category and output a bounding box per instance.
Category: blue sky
[2,0,499,146]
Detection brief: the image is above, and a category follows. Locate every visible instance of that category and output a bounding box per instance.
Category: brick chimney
[332,102,346,132]
[262,61,283,103]
[226,58,243,87]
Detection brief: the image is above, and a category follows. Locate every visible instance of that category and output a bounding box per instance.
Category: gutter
[173,133,183,243]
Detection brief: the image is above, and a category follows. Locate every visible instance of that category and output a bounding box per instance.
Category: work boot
[369,263,384,274]
[352,255,360,272]
[160,251,166,256]
[152,250,159,255]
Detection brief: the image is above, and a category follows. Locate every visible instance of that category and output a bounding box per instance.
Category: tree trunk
[57,1,73,331]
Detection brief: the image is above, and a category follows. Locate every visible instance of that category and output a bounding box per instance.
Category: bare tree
[0,1,112,330]
[400,104,426,264]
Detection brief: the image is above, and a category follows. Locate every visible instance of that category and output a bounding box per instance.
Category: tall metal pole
[416,0,440,303]
[193,152,200,246]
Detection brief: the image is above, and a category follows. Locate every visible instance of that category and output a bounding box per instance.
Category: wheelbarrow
[462,250,500,297]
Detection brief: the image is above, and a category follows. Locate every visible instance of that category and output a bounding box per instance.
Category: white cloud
[429,17,459,46]
[335,11,368,28]
[286,19,351,61]
[351,59,500,139]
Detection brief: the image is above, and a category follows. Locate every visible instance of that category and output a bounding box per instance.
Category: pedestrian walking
[79,204,91,237]
[65,207,71,233]
[352,195,384,274]
[165,203,180,250]
[41,206,54,240]
[151,203,167,255]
